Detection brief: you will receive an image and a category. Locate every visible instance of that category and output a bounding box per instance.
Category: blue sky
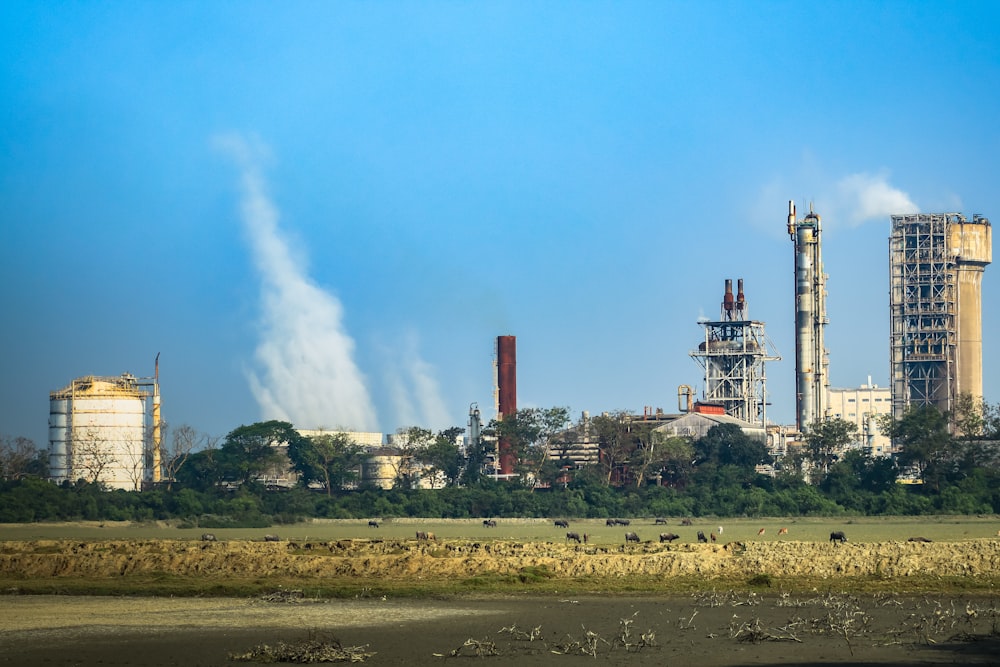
[2,2,999,448]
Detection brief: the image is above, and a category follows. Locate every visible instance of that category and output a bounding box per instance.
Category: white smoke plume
[382,330,452,430]
[215,133,379,431]
[836,171,919,226]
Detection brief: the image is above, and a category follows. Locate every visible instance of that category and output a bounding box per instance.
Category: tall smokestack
[722,279,735,320]
[789,200,828,431]
[496,335,517,477]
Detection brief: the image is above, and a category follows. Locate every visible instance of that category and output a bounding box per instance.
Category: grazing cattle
[625,531,640,544]
[416,531,428,540]
[426,532,436,540]
[757,528,766,536]
[718,526,723,535]
[907,536,932,543]
[710,532,717,542]
[554,519,569,529]
[680,518,693,526]
[830,531,847,545]
[368,520,380,528]
[200,533,217,542]
[566,532,582,543]
[606,518,616,527]
[483,519,497,527]
[654,517,668,525]
[697,531,708,543]
[659,532,679,543]
[778,527,788,535]
[264,534,280,542]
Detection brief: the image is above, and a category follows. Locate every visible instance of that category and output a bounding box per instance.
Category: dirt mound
[2,538,998,584]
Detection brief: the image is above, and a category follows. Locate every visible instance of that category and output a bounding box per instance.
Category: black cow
[264,534,280,542]
[566,532,582,543]
[606,518,616,527]
[907,536,932,543]
[830,531,847,544]
[659,532,679,543]
[368,520,380,528]
[200,533,217,542]
[554,520,569,529]
[697,531,708,543]
[654,517,668,525]
[625,531,640,543]
[483,519,497,527]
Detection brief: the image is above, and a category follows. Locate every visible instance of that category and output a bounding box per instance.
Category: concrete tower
[690,279,780,426]
[788,200,830,431]
[889,213,991,419]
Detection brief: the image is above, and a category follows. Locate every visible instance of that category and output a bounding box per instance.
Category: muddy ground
[2,593,1000,666]
[2,538,1000,665]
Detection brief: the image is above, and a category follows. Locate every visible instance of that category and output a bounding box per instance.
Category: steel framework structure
[690,279,780,427]
[890,213,991,419]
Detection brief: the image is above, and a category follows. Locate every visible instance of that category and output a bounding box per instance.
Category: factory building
[788,201,830,431]
[826,382,893,456]
[889,213,991,421]
[49,373,153,491]
[689,278,779,428]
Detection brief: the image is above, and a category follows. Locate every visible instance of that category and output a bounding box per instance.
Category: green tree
[879,405,954,491]
[803,418,858,482]
[694,423,770,470]
[220,420,300,486]
[649,433,694,489]
[288,431,364,495]
[591,411,634,486]
[487,407,571,488]
[419,427,465,488]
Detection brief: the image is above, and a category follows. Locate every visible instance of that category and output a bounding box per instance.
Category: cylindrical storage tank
[49,375,148,491]
[48,398,70,483]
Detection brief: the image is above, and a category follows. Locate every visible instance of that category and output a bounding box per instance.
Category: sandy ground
[3,537,999,580]
[2,593,1000,666]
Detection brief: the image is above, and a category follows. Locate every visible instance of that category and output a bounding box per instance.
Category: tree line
[1,398,999,524]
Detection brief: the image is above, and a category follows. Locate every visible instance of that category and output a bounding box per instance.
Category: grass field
[2,514,997,544]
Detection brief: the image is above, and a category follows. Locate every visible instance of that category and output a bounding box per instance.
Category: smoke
[836,171,919,226]
[381,330,452,430]
[214,133,379,431]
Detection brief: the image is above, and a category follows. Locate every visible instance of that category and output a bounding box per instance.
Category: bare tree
[0,434,39,480]
[73,427,117,487]
[163,424,215,490]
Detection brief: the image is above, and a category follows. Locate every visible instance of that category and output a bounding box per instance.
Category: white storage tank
[48,374,149,490]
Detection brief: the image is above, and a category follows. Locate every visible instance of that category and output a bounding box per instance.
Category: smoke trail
[214,133,379,431]
[836,171,919,226]
[381,330,452,430]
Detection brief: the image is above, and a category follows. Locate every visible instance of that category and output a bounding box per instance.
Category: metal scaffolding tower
[889,213,991,419]
[690,279,780,427]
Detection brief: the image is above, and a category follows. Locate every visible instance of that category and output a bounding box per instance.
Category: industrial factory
[45,202,991,489]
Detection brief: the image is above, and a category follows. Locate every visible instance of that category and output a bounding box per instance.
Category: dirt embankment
[2,538,999,582]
